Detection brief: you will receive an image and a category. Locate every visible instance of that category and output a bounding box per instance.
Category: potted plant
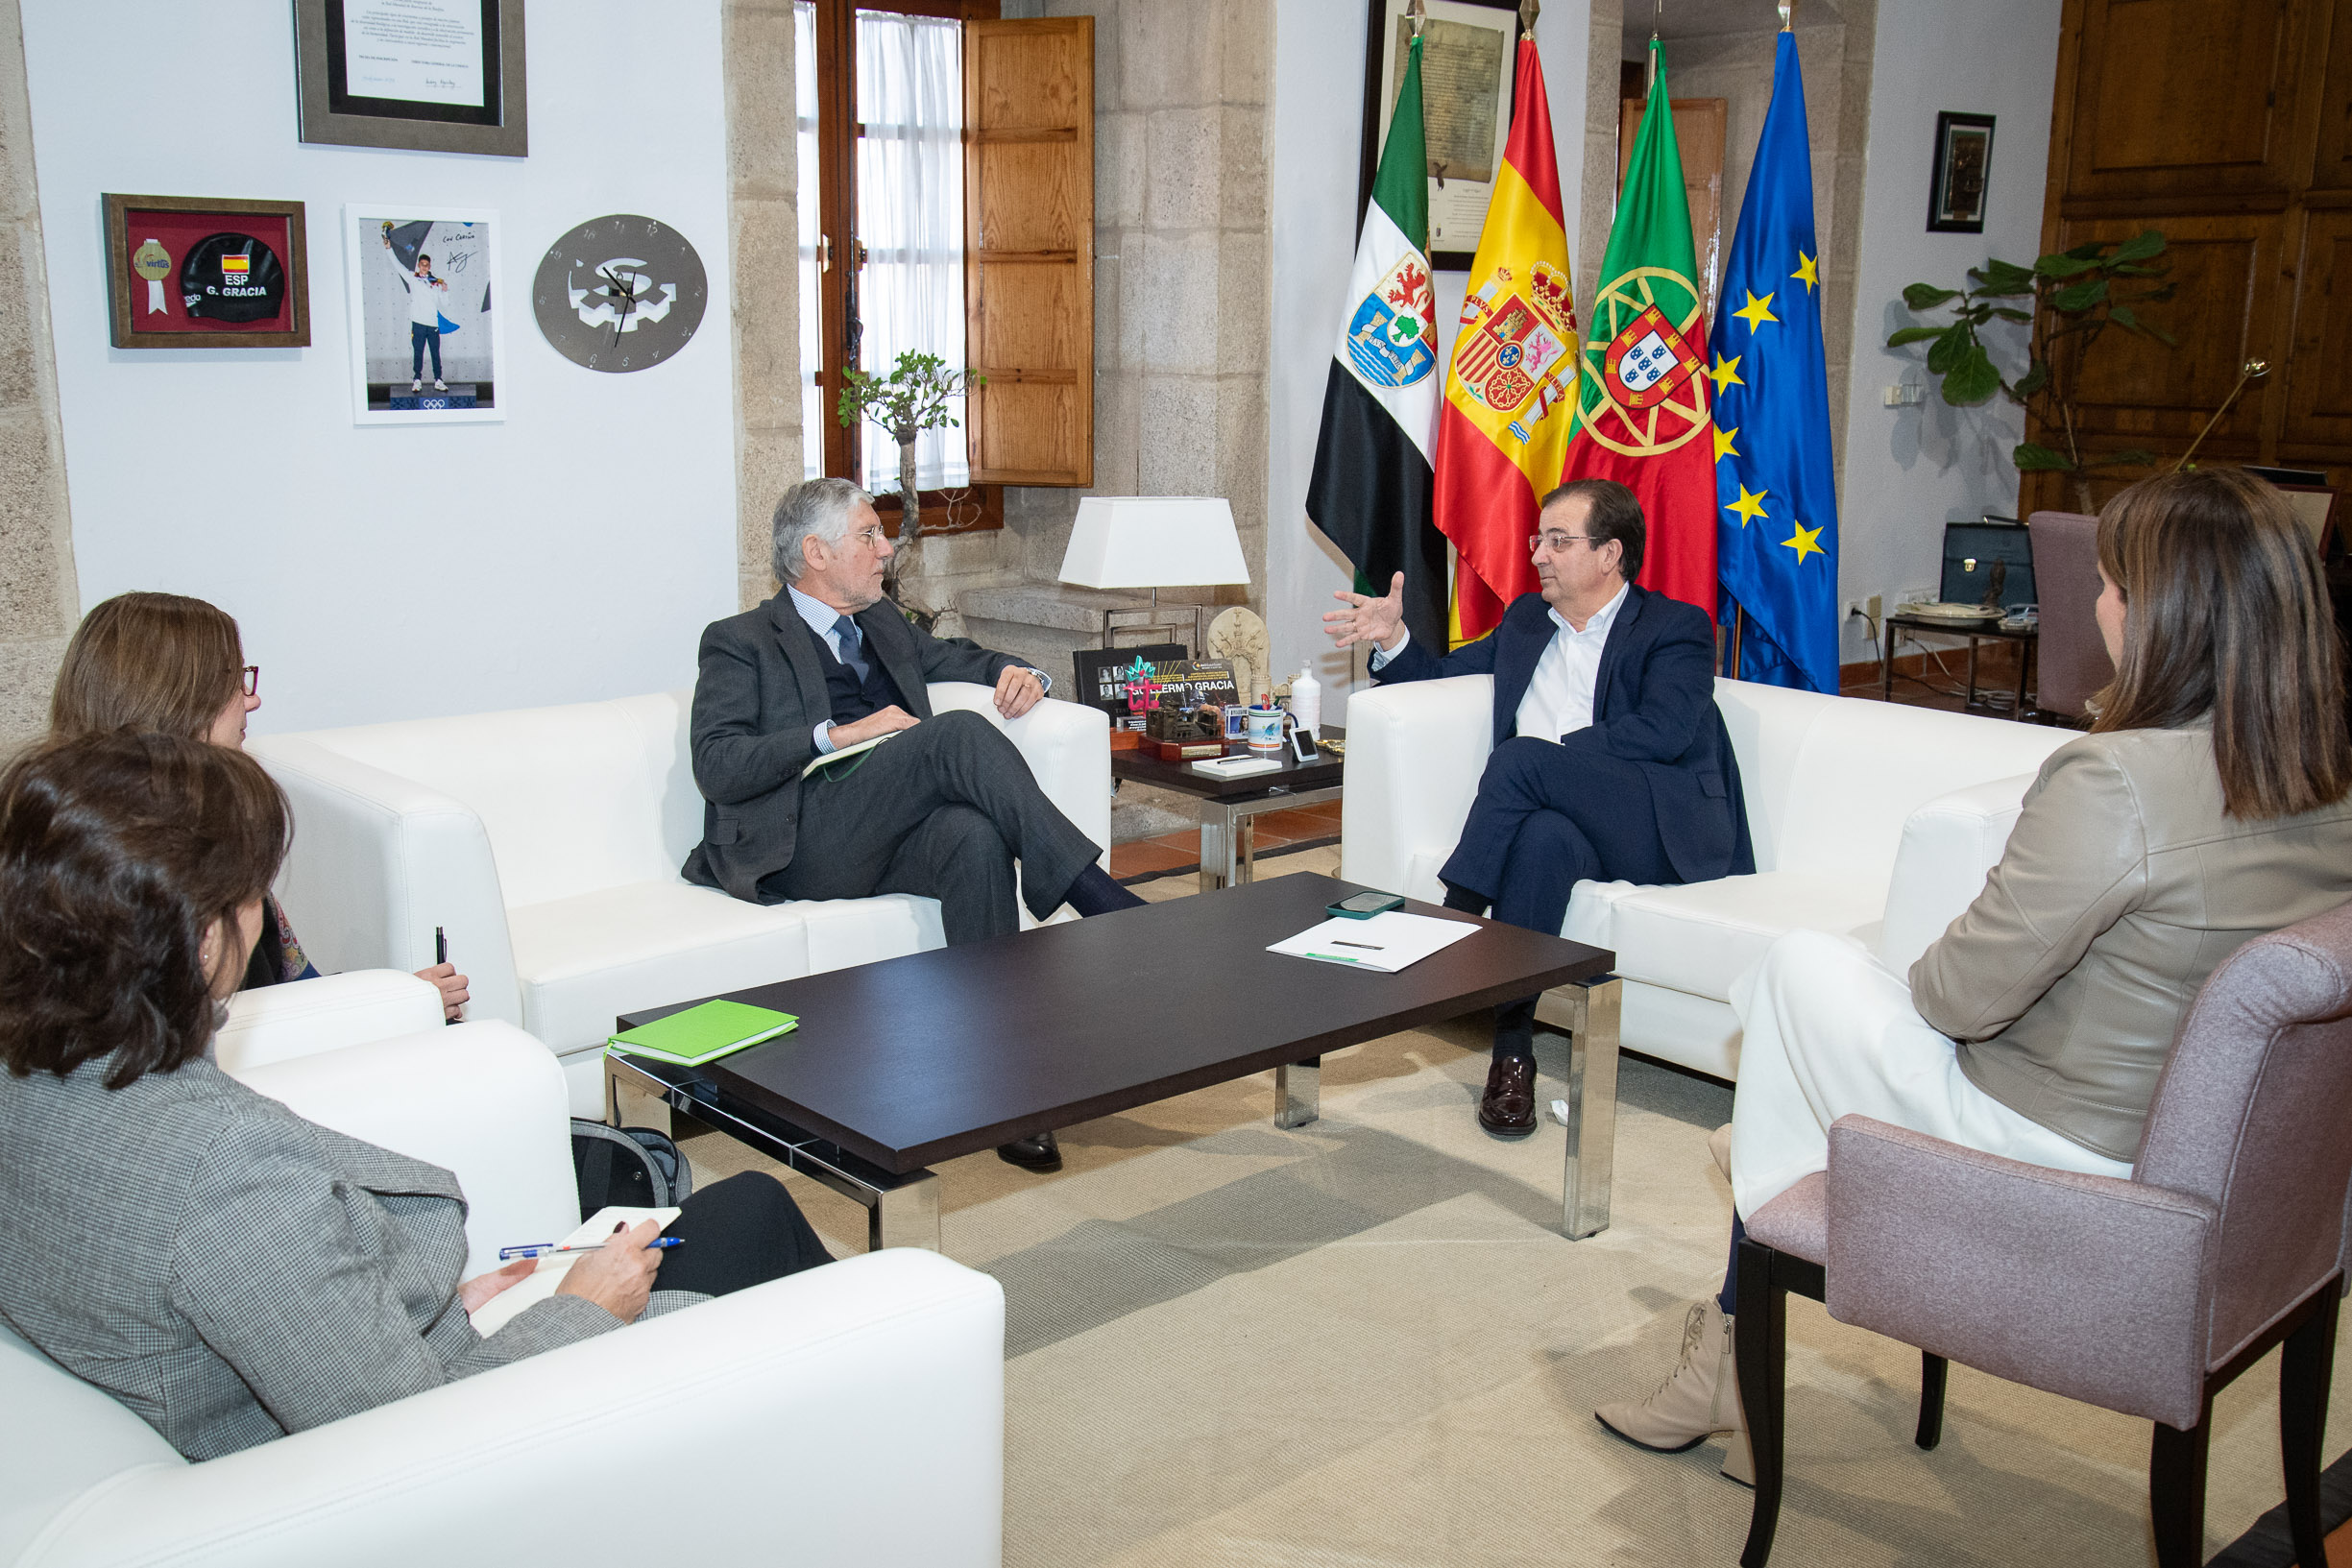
[1887,229,2174,513]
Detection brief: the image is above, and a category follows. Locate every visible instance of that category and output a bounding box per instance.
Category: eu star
[1713,423,1740,462]
[1709,353,1744,394]
[1734,290,1779,332]
[1782,520,1825,563]
[1791,251,1818,293]
[1725,485,1770,527]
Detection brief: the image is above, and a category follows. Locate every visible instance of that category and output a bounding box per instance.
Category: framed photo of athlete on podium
[341,204,505,425]
[102,194,310,350]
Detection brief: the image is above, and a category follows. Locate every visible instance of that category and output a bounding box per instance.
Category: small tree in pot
[1887,229,2174,513]
[835,350,984,615]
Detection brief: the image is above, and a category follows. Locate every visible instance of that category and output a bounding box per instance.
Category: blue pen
[499,1237,686,1261]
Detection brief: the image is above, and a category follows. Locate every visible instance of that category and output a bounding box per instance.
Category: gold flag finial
[1779,0,1794,29]
[1518,0,1540,36]
[1407,0,1426,36]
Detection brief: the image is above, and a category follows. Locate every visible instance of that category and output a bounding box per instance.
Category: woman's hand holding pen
[555,1218,667,1322]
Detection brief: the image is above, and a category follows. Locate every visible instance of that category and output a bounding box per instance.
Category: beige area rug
[683,846,2352,1567]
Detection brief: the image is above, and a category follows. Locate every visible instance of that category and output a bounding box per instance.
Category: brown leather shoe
[1478,1054,1538,1137]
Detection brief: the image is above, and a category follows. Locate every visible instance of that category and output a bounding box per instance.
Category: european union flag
[1711,31,1838,693]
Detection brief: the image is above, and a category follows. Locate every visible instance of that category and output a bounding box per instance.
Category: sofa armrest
[1339,675,1492,900]
[1824,1115,2214,1429]
[232,1023,577,1278]
[214,971,447,1077]
[929,682,1112,866]
[30,1251,1005,1568]
[247,735,522,1027]
[1874,772,2039,974]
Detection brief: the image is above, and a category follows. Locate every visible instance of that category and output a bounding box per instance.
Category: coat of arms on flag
[1451,260,1576,433]
[1344,253,1437,389]
[1604,303,1702,408]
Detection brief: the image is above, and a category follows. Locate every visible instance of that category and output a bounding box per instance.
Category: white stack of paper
[1267,910,1479,974]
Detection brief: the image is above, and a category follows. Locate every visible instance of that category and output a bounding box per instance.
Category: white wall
[21,0,737,733]
[1267,0,1589,726]
[1834,0,2063,662]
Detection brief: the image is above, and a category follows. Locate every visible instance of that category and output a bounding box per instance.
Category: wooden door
[1619,97,1728,325]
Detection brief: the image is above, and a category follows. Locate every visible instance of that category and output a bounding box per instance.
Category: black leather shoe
[996,1129,1062,1171]
[1479,1055,1539,1138]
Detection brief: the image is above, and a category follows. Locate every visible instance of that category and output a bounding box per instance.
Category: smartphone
[1327,890,1404,919]
[1290,726,1321,763]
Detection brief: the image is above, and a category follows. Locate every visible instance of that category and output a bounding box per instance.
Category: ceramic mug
[1245,705,1285,755]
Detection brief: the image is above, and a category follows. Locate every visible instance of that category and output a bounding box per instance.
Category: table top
[1110,724,1346,799]
[1884,609,2038,640]
[616,871,1612,1173]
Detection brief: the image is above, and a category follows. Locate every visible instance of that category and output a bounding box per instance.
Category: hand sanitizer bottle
[1290,663,1321,734]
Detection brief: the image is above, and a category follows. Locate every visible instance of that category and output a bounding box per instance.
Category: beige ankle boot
[1596,1298,1749,1472]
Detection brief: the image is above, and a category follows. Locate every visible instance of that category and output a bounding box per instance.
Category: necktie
[833,613,869,682]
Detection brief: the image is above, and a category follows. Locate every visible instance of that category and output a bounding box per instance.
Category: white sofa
[1,986,1006,1568]
[1341,677,2074,1080]
[250,685,1109,1113]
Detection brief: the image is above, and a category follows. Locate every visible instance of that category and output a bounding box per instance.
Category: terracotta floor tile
[1109,841,1197,880]
[1146,829,1203,853]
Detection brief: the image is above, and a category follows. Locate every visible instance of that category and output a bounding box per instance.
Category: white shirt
[400,268,445,328]
[1371,582,1628,744]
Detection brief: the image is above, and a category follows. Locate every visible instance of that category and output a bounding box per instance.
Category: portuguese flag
[1432,30,1577,644]
[1558,41,1718,615]
[1306,33,1446,652]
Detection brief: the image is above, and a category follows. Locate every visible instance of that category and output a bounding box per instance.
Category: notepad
[607,998,797,1067]
[800,728,900,778]
[469,1205,682,1336]
[1267,909,1479,974]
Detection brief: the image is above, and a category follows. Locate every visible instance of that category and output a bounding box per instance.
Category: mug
[1245,705,1285,755]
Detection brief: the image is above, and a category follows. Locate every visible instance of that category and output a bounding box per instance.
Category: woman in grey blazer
[0,732,832,1460]
[1595,470,2352,1482]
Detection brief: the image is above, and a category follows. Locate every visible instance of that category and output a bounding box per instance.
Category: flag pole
[1729,604,1745,679]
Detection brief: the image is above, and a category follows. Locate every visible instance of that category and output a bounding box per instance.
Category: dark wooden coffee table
[1110,727,1346,890]
[606,871,1623,1250]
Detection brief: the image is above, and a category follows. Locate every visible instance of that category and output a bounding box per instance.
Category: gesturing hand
[994,665,1046,718]
[1321,571,1408,652]
[555,1218,667,1324]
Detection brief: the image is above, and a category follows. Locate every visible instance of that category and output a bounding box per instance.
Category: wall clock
[531,214,708,372]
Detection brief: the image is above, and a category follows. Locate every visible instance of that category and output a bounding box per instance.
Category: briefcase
[1939,519,2037,611]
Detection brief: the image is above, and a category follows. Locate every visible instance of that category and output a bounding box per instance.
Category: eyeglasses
[237,665,260,698]
[1529,532,1606,555]
[849,525,887,549]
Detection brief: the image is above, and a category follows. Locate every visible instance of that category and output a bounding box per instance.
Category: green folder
[607,999,798,1067]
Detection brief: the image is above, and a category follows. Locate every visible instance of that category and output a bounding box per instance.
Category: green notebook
[607,999,798,1067]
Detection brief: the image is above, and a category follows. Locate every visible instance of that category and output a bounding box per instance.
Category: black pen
[435,926,456,1025]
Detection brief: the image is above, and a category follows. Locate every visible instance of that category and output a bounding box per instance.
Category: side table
[1109,726,1346,891]
[1881,611,2038,718]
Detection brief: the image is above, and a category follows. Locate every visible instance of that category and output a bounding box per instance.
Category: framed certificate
[1359,0,1520,272]
[294,0,527,157]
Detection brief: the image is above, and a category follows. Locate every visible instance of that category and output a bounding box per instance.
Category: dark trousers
[653,1171,833,1296]
[763,708,1101,946]
[410,322,441,379]
[1440,737,1678,1058]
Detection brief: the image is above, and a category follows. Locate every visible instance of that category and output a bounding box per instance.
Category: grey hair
[770,477,873,583]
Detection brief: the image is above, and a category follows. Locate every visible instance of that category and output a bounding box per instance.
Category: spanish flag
[1431,30,1576,644]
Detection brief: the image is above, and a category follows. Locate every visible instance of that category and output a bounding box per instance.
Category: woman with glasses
[48,591,470,1018]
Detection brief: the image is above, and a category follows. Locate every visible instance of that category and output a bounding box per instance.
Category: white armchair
[1342,677,2073,1079]
[0,1014,1006,1567]
[251,686,1110,1113]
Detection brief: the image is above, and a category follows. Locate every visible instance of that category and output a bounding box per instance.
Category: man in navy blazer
[1326,478,1752,1135]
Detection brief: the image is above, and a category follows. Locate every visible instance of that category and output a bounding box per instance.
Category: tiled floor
[1106,800,1344,881]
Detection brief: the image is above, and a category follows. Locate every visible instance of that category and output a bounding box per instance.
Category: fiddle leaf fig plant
[1888,229,2176,511]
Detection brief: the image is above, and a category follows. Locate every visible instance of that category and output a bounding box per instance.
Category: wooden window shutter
[963,16,1093,487]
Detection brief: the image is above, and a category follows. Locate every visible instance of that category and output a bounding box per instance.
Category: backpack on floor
[570,1119,693,1219]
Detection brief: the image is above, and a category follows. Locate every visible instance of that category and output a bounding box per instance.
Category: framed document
[294,0,527,157]
[1359,0,1519,272]
[1927,111,1994,234]
[102,194,309,350]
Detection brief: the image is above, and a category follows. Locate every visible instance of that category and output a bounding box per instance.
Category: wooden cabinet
[2030,0,2352,513]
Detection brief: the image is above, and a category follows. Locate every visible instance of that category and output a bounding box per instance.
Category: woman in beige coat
[1596,469,2352,1482]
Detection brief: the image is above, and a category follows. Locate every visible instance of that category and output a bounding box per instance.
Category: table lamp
[1056,495,1250,651]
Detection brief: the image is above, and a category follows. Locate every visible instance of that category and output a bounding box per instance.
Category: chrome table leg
[1274,1057,1321,1128]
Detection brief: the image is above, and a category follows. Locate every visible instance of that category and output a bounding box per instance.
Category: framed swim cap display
[102,194,310,350]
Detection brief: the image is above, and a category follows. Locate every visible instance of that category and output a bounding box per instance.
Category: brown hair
[1540,478,1645,579]
[50,592,243,742]
[2092,469,2351,818]
[0,731,289,1089]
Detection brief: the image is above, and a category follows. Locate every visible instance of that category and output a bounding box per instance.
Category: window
[795,1,1094,531]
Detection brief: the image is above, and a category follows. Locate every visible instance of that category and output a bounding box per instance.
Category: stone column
[0,0,75,752]
[723,0,803,611]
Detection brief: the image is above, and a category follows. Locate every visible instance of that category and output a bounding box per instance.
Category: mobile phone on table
[1326,890,1404,919]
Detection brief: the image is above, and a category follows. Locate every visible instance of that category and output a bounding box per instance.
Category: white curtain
[796,1,824,480]
[855,9,969,492]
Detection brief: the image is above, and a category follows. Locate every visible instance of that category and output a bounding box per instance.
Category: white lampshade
[1055,496,1251,589]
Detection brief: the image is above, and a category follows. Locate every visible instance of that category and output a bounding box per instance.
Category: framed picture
[294,0,527,157]
[342,205,504,424]
[1927,111,1995,233]
[1360,0,1520,271]
[103,194,309,350]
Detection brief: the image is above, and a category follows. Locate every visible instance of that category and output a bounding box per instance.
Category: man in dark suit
[685,476,1144,1170]
[1324,478,1752,1136]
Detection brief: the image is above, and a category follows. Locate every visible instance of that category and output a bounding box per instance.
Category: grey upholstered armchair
[1732,900,2352,1568]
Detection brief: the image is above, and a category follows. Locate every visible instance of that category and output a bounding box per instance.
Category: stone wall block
[1092,368,1141,500]
[1098,110,1144,229]
[737,424,807,590]
[730,198,803,432]
[0,408,67,637]
[0,634,62,754]
[1094,240,1125,372]
[1213,374,1267,537]
[723,4,798,202]
[1119,2,1221,110]
[1214,228,1269,377]
[1218,0,1269,106]
[1217,104,1266,231]
[1135,374,1218,495]
[1144,107,1222,230]
[1137,228,1222,376]
[0,225,37,410]
[1116,228,1151,369]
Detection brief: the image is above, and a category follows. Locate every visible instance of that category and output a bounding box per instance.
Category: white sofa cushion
[1567,871,1886,1000]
